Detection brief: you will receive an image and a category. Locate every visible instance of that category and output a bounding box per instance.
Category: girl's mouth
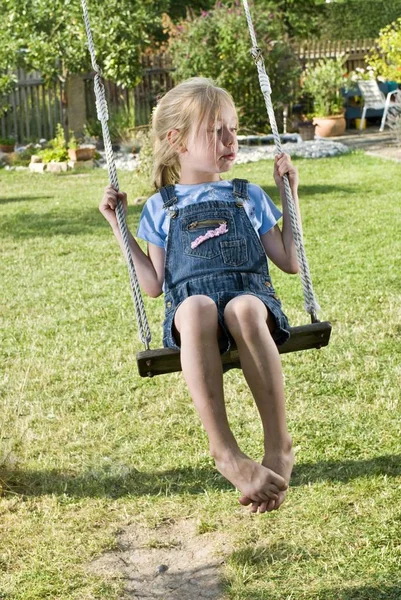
[222,153,236,161]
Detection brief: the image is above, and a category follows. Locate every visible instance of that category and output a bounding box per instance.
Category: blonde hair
[151,77,237,189]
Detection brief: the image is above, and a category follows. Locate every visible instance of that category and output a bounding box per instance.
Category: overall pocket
[182,215,233,259]
[220,238,248,266]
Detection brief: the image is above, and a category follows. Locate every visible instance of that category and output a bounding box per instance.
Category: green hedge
[322,0,401,40]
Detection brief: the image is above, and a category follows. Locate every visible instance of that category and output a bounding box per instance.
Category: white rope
[81,0,152,349]
[241,0,320,321]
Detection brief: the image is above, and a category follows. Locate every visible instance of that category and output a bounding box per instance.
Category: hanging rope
[241,0,320,322]
[81,0,151,349]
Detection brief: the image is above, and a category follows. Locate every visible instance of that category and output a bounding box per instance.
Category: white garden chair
[357,80,399,132]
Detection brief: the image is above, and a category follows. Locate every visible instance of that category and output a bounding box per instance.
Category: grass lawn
[1,152,401,599]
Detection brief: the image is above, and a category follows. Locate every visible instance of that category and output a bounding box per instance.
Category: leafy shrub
[108,103,136,143]
[0,73,17,119]
[84,119,103,140]
[37,124,68,163]
[321,0,401,40]
[367,18,401,82]
[167,2,301,132]
[10,146,40,166]
[0,136,15,146]
[301,57,348,117]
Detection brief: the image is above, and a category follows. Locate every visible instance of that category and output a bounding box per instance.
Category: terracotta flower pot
[298,121,316,141]
[313,115,346,138]
[68,147,96,161]
[0,144,15,153]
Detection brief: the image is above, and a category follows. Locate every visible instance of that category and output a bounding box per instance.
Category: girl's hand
[273,153,299,194]
[99,185,127,229]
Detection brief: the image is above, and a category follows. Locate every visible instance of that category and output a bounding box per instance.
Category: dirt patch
[365,145,401,162]
[89,517,233,599]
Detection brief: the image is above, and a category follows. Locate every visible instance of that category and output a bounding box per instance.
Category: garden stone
[68,159,95,170]
[46,162,68,173]
[29,162,46,173]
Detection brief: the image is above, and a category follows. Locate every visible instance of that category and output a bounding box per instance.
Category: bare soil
[88,517,233,599]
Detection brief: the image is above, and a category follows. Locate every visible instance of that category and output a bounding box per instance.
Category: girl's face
[179,103,238,184]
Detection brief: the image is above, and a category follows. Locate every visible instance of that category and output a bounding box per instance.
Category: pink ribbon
[190,222,228,249]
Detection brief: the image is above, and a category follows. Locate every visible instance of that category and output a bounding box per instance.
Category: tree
[254,0,327,40]
[0,0,169,87]
[168,2,302,131]
[0,42,18,117]
[367,18,401,82]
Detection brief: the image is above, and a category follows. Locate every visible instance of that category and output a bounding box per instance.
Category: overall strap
[232,178,249,200]
[160,185,178,209]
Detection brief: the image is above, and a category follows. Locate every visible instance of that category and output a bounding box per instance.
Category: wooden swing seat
[137,320,332,377]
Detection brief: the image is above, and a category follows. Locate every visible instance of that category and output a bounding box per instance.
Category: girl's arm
[260,153,301,275]
[99,185,165,297]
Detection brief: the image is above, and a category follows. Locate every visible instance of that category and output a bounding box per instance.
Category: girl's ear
[167,129,186,153]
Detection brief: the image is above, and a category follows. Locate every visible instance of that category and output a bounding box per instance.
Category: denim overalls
[160,179,290,352]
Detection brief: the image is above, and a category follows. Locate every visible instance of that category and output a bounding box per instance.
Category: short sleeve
[248,183,282,235]
[137,193,166,248]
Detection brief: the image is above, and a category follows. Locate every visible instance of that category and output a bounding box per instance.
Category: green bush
[37,124,68,163]
[168,2,301,132]
[367,18,401,82]
[0,136,15,146]
[108,103,136,143]
[301,57,348,117]
[321,0,401,40]
[9,146,40,167]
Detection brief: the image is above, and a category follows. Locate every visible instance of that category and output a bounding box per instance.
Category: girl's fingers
[102,190,127,209]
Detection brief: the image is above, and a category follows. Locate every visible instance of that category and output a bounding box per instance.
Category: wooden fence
[293,39,375,72]
[84,53,175,128]
[0,41,375,143]
[0,69,64,142]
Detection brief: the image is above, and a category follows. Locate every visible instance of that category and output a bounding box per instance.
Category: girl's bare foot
[238,445,294,513]
[214,449,287,503]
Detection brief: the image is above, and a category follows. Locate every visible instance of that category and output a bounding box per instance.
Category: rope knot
[250,46,264,64]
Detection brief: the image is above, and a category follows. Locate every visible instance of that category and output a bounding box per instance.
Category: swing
[80,0,332,378]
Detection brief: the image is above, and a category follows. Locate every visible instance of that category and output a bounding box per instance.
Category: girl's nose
[224,129,235,146]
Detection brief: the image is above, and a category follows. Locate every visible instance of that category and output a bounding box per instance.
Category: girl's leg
[174,295,287,503]
[224,295,294,513]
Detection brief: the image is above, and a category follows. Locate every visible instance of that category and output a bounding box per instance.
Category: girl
[100,77,299,514]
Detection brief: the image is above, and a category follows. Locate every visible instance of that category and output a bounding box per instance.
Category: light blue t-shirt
[137,180,282,249]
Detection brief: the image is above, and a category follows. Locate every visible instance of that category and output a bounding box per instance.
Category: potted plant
[67,131,96,162]
[0,136,15,153]
[297,114,316,141]
[301,56,348,137]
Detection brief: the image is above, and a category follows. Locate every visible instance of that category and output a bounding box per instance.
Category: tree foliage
[168,2,302,131]
[254,0,327,40]
[367,18,401,82]
[301,57,348,117]
[321,0,401,40]
[0,0,169,87]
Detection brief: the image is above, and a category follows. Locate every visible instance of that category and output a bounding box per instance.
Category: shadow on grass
[291,454,401,486]
[0,465,231,499]
[0,205,142,238]
[260,184,361,198]
[225,545,401,598]
[0,195,54,205]
[313,586,401,599]
[1,454,400,499]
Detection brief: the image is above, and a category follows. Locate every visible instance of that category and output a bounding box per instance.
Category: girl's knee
[175,295,218,333]
[224,296,269,338]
